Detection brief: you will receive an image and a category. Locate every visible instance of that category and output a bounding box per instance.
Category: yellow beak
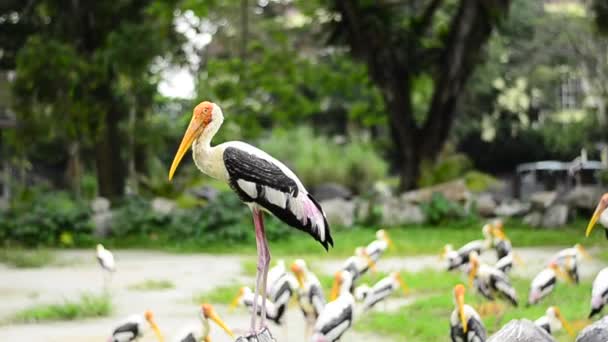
[586,201,606,237]
[557,312,574,336]
[330,275,341,301]
[363,251,377,272]
[396,274,409,296]
[552,265,573,284]
[230,291,243,312]
[148,319,164,342]
[468,266,477,289]
[579,245,592,260]
[457,292,468,333]
[385,235,394,249]
[168,114,205,181]
[208,309,235,338]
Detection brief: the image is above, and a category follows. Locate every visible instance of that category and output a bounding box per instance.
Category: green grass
[128,279,175,291]
[194,285,243,305]
[0,249,56,268]
[10,293,112,323]
[356,271,593,342]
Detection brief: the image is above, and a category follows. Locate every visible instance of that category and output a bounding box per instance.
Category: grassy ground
[0,249,56,268]
[356,272,593,342]
[8,293,112,324]
[128,279,175,291]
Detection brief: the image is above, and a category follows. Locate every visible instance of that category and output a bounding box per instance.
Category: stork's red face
[168,101,215,181]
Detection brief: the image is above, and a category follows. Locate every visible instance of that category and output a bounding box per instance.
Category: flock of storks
[94,102,608,341]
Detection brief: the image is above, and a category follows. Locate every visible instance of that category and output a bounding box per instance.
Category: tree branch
[413,0,443,36]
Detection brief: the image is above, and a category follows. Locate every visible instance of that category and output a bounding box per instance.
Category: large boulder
[488,319,555,342]
[151,197,177,216]
[541,204,569,228]
[312,183,352,201]
[92,211,114,237]
[381,197,425,226]
[566,186,604,211]
[401,179,469,204]
[494,200,531,217]
[91,197,110,213]
[319,198,355,227]
[523,211,543,227]
[475,193,497,217]
[530,191,558,209]
[576,315,608,342]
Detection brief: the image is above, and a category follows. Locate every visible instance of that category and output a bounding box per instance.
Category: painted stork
[528,262,567,305]
[589,267,608,318]
[291,259,326,334]
[468,252,518,306]
[172,304,234,342]
[492,231,512,261]
[312,270,355,342]
[168,101,332,333]
[442,240,485,271]
[585,193,608,238]
[450,284,486,342]
[495,254,513,274]
[96,244,115,289]
[365,229,393,263]
[341,247,376,281]
[359,272,408,311]
[266,260,298,304]
[109,310,163,342]
[534,306,574,337]
[231,286,285,325]
[550,244,591,284]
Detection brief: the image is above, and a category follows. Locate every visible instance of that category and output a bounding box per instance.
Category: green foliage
[258,127,388,193]
[193,285,242,305]
[10,293,112,323]
[420,193,469,225]
[418,153,473,188]
[0,190,93,247]
[0,249,55,268]
[464,171,499,192]
[128,279,175,291]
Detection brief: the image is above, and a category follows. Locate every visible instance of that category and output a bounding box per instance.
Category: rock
[91,197,110,213]
[565,186,604,210]
[354,198,372,223]
[523,211,543,227]
[401,179,469,204]
[381,197,425,226]
[576,315,608,342]
[312,183,352,201]
[541,204,569,228]
[372,181,392,199]
[320,198,355,227]
[475,193,497,217]
[189,185,220,201]
[92,211,114,237]
[151,197,177,216]
[488,319,555,342]
[530,191,558,209]
[494,200,531,217]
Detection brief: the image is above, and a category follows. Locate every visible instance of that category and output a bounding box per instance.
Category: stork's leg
[251,208,271,333]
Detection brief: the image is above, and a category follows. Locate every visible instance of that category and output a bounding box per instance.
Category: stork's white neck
[192,114,228,181]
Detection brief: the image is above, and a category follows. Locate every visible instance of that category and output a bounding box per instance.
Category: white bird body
[528,267,558,305]
[470,256,518,306]
[291,260,326,325]
[266,260,298,305]
[171,304,234,342]
[534,306,573,337]
[354,284,371,302]
[494,238,512,260]
[362,272,406,311]
[97,244,115,272]
[234,287,284,325]
[495,253,513,273]
[449,304,485,342]
[446,240,486,271]
[341,247,372,281]
[550,244,588,284]
[109,311,162,342]
[365,230,392,263]
[312,271,355,342]
[590,267,608,317]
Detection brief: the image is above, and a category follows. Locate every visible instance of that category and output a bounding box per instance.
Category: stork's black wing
[112,322,139,341]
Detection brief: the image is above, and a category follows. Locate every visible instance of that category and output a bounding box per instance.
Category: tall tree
[327,0,511,190]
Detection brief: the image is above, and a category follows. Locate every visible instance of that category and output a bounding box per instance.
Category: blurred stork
[168,101,332,333]
[534,306,574,337]
[365,229,393,263]
[528,262,569,306]
[357,272,408,311]
[109,310,163,342]
[266,260,298,304]
[441,242,483,271]
[172,304,234,342]
[585,193,608,238]
[96,244,115,290]
[589,267,608,318]
[468,252,518,307]
[342,247,376,281]
[291,259,326,336]
[231,287,285,326]
[550,244,591,284]
[449,284,486,342]
[312,270,355,342]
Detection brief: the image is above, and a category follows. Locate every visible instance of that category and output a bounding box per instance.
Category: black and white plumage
[231,287,286,325]
[443,241,485,271]
[291,259,326,328]
[341,247,375,281]
[359,272,407,311]
[534,306,574,337]
[495,253,513,274]
[468,252,518,306]
[97,244,116,272]
[172,304,234,342]
[109,310,163,342]
[266,260,298,304]
[450,284,486,342]
[312,270,355,342]
[585,193,608,239]
[168,101,333,333]
[589,267,608,318]
[365,229,392,263]
[550,244,590,284]
[528,263,564,305]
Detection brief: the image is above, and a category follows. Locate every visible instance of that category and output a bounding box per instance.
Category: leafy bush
[258,127,388,193]
[420,193,469,225]
[11,293,111,323]
[417,146,473,188]
[464,171,499,192]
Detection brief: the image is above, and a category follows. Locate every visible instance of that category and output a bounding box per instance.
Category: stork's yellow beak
[230,289,244,312]
[586,200,607,237]
[468,264,478,289]
[207,308,235,338]
[148,319,164,342]
[362,250,377,272]
[169,114,206,181]
[330,273,342,301]
[578,245,592,260]
[396,274,409,295]
[456,291,467,333]
[555,308,574,336]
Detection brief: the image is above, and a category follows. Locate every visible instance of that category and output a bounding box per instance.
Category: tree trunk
[95,106,126,200]
[65,141,82,198]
